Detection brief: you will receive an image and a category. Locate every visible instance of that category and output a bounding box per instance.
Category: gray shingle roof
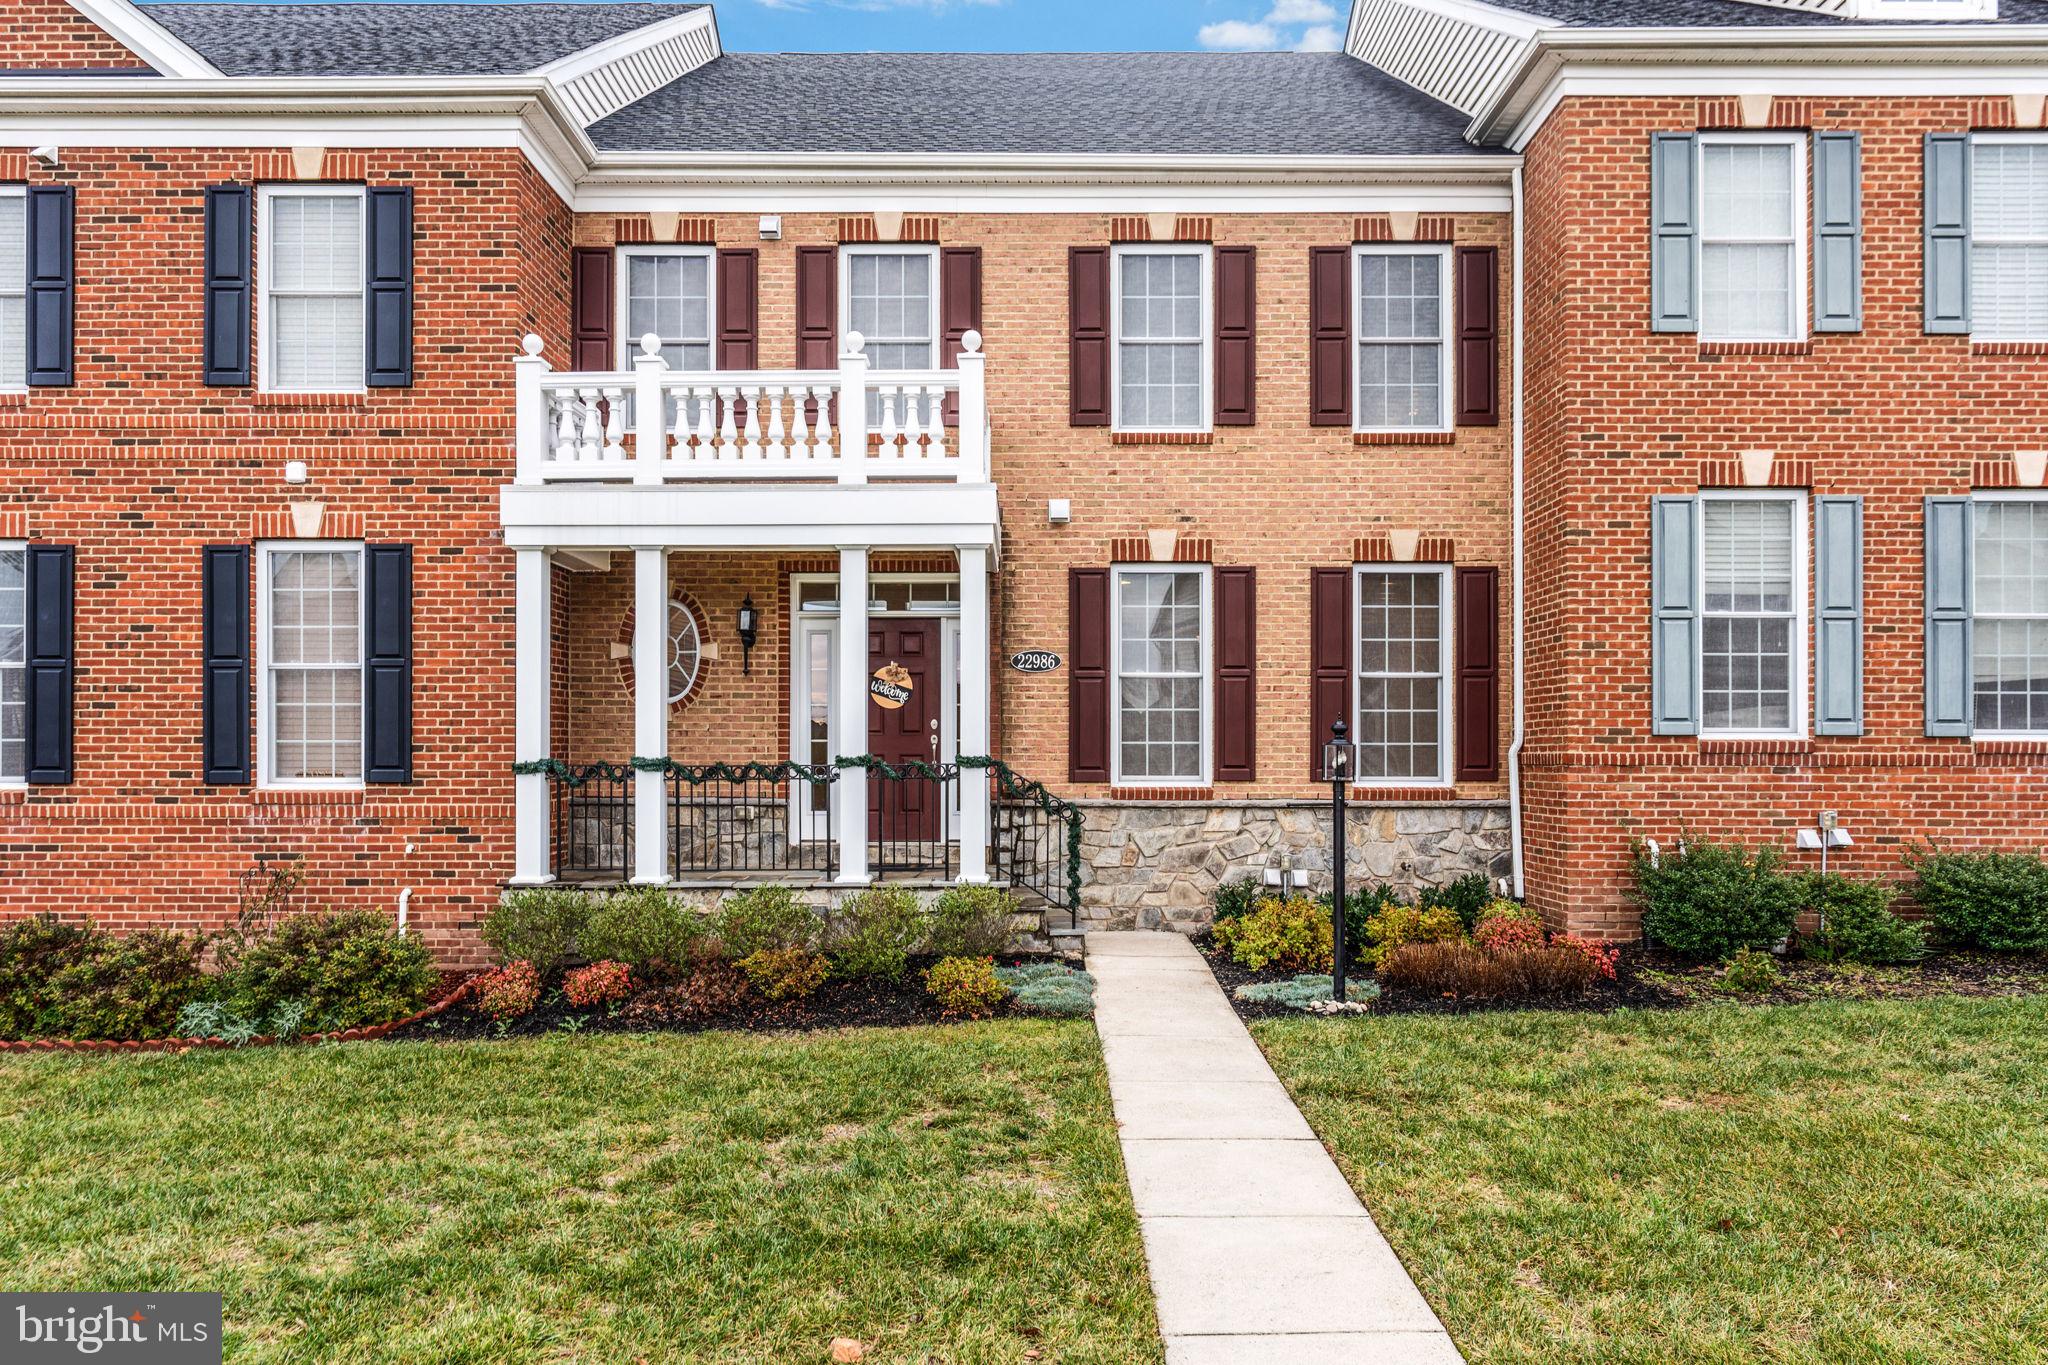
[142,2,697,77]
[1480,0,2048,25]
[589,52,1491,156]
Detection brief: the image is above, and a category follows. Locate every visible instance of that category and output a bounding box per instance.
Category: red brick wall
[1519,96,2048,937]
[3,0,154,69]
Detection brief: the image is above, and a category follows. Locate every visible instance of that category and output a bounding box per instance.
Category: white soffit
[1345,0,1547,114]
[535,6,722,127]
[64,0,221,76]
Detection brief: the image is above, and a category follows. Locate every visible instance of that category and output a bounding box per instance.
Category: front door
[868,619,941,851]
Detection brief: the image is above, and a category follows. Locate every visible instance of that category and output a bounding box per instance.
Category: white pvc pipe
[1507,163,1529,900]
[397,887,412,936]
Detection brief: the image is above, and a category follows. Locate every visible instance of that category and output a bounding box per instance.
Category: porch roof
[498,482,1000,555]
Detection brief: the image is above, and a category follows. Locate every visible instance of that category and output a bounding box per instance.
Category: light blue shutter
[1813,132,1863,333]
[1814,496,1864,736]
[1651,133,1699,333]
[1925,496,1974,736]
[1925,133,1971,334]
[1652,496,1700,736]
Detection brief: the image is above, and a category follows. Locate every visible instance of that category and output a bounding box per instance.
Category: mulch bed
[384,954,1068,1042]
[1193,931,2048,1021]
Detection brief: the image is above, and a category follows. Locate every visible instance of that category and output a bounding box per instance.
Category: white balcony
[513,329,989,488]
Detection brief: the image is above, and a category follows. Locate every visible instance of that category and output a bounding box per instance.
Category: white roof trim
[64,0,220,76]
[533,5,722,126]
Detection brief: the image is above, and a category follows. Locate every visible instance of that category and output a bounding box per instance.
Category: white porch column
[956,544,992,883]
[834,545,872,884]
[512,547,554,885]
[632,546,670,884]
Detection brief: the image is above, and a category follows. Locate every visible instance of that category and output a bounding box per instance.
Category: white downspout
[397,887,412,936]
[1508,163,1529,899]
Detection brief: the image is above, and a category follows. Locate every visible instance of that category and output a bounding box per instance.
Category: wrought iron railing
[662,761,838,878]
[839,756,960,880]
[976,758,1085,923]
[544,761,634,882]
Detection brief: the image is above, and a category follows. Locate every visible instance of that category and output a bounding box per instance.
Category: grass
[1254,998,2048,1364]
[0,1023,1161,1365]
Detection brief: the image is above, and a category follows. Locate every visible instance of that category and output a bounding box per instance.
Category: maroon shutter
[795,246,836,369]
[1213,246,1256,427]
[715,248,758,369]
[570,247,613,371]
[1454,246,1499,426]
[1069,568,1111,783]
[1309,567,1352,779]
[1309,246,1351,426]
[939,245,982,424]
[1069,247,1111,427]
[1455,566,1501,782]
[1214,566,1257,782]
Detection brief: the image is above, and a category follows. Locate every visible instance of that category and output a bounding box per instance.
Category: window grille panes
[1355,571,1446,781]
[1701,499,1797,733]
[1971,142,2048,341]
[1700,141,1797,340]
[625,252,713,372]
[268,548,363,783]
[267,193,364,391]
[1116,252,1204,430]
[1973,500,2048,733]
[0,192,22,388]
[1356,252,1444,429]
[846,251,934,371]
[667,600,701,704]
[0,548,24,781]
[1116,570,1204,781]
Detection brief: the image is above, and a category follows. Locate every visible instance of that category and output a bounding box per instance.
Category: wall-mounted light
[736,595,760,674]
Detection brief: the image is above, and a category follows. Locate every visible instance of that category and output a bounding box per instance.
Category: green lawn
[1255,999,2048,1364]
[0,1024,1161,1365]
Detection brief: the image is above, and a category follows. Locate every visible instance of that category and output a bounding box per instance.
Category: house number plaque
[1009,651,1061,674]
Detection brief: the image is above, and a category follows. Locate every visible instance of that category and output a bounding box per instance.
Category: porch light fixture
[736,596,760,675]
[1322,720,1357,1002]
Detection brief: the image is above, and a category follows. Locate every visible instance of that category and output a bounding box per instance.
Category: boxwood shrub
[1904,846,2048,952]
[1628,837,1800,962]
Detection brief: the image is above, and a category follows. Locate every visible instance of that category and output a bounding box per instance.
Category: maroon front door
[868,619,941,851]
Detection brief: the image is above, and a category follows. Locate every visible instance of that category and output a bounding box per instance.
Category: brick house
[0,0,2042,959]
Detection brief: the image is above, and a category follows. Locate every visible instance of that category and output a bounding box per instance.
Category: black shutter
[363,544,413,784]
[25,186,74,387]
[203,184,253,386]
[1454,566,1500,782]
[1214,566,1256,781]
[1068,568,1111,782]
[1309,566,1351,778]
[24,545,75,785]
[202,545,251,785]
[365,186,413,387]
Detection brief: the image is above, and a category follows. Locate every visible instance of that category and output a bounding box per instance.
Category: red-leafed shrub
[1473,913,1544,957]
[1551,933,1620,980]
[473,960,542,1022]
[563,959,633,1008]
[1380,941,1599,1001]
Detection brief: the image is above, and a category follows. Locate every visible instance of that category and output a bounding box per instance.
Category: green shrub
[1212,877,1264,923]
[1904,846,2048,952]
[828,887,926,982]
[922,955,1010,1018]
[1337,883,1410,949]
[1232,974,1380,1011]
[1434,873,1495,933]
[995,962,1097,1017]
[1361,902,1465,967]
[738,947,830,1002]
[1213,895,1333,972]
[45,930,207,1041]
[1800,875,1928,965]
[221,910,437,1031]
[715,886,823,959]
[1628,837,1800,962]
[0,916,100,1040]
[580,887,706,981]
[482,888,593,976]
[1719,947,1782,995]
[924,885,1017,958]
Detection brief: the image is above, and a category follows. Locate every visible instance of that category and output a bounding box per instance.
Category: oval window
[667,598,702,704]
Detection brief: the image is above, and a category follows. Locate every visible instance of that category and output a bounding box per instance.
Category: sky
[714,0,1350,53]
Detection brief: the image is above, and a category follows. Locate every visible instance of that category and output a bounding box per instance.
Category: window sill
[253,391,368,408]
[1349,785,1456,801]
[0,390,26,408]
[253,785,367,806]
[1698,340,1812,356]
[1973,737,2048,754]
[1698,737,1812,755]
[1110,785,1214,801]
[1971,340,2048,356]
[1111,431,1214,446]
[1354,430,1454,446]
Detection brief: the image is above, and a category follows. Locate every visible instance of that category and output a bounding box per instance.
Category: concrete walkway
[1088,931,1465,1365]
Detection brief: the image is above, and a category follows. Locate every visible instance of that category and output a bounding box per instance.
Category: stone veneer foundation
[1078,800,1513,932]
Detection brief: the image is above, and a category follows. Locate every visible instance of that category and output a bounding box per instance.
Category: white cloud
[1197,18,1282,50]
[1293,22,1342,50]
[1198,2,1343,53]
[1265,0,1339,23]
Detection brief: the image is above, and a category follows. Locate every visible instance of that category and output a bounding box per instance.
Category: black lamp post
[1322,719,1356,1002]
[736,596,760,675]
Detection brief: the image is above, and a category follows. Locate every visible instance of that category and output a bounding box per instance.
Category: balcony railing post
[956,330,988,484]
[514,334,552,485]
[838,331,869,486]
[633,334,668,486]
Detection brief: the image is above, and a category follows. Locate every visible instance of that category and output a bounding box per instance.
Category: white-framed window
[0,541,24,783]
[258,184,366,393]
[1970,135,2048,343]
[1697,133,1807,344]
[257,541,364,787]
[617,245,715,371]
[841,244,938,371]
[666,598,702,705]
[1972,493,2048,737]
[1111,565,1210,785]
[0,186,25,392]
[1354,564,1452,784]
[1353,246,1451,433]
[1699,491,1809,739]
[1111,244,1210,433]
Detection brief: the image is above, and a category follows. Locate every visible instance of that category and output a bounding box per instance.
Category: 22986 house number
[1009,651,1061,673]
